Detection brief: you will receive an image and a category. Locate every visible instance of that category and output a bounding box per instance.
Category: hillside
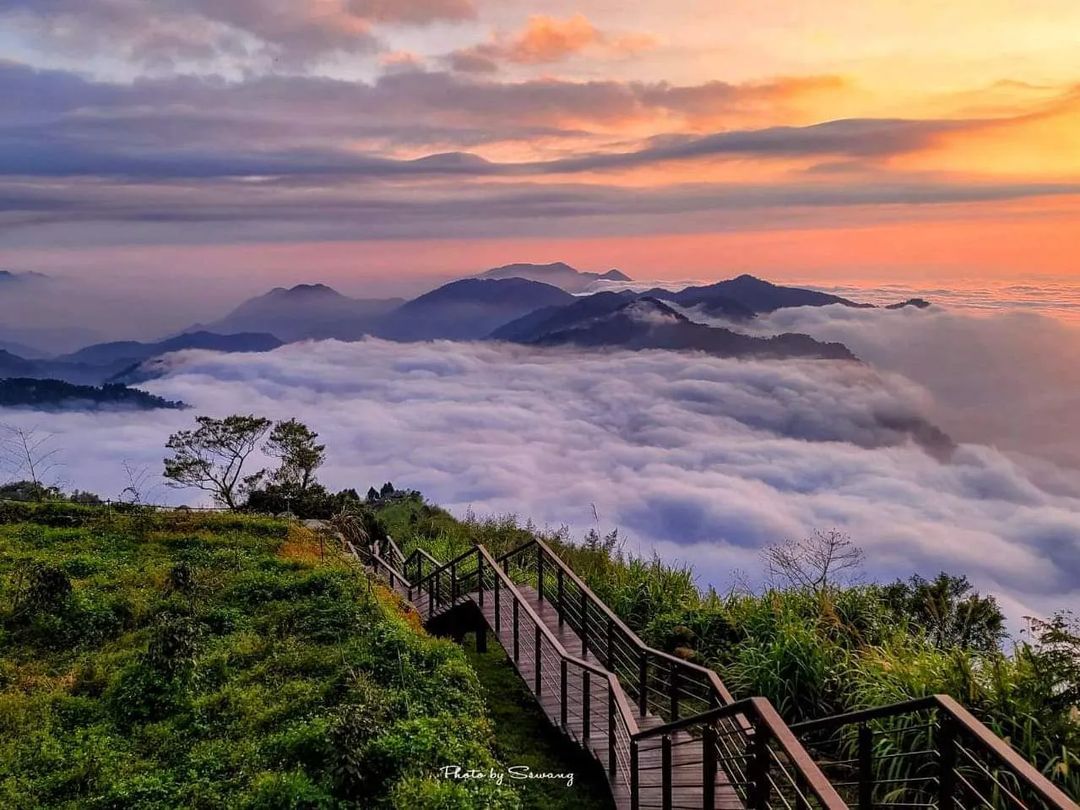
[650,274,874,315]
[0,332,283,387]
[515,296,858,361]
[58,331,283,367]
[376,278,575,341]
[197,284,404,342]
[0,377,186,410]
[373,495,1080,804]
[0,507,519,808]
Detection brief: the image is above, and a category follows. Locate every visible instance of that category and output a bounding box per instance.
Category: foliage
[163,414,272,508]
[459,634,614,810]
[263,418,326,493]
[374,496,1079,798]
[245,484,363,520]
[0,378,185,410]
[882,572,1007,652]
[0,505,518,808]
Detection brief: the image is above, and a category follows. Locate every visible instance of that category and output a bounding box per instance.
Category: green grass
[0,505,519,809]
[374,495,1080,800]
[459,633,614,810]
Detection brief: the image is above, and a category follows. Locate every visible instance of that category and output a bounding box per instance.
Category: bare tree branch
[763,528,864,593]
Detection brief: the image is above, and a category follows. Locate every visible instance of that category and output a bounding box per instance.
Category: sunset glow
[1,1,1078,292]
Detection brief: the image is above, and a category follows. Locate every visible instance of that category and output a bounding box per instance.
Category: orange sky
[0,1,1078,291]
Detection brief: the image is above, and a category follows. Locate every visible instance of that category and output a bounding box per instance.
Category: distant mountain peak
[885,298,932,310]
[614,297,687,326]
[266,283,344,299]
[0,269,48,284]
[474,261,633,293]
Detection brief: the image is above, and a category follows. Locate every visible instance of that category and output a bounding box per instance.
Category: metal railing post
[537,545,544,600]
[494,575,501,632]
[608,684,617,776]
[560,660,568,729]
[477,550,484,608]
[858,722,873,809]
[662,735,673,810]
[535,624,542,694]
[582,670,591,739]
[670,662,680,721]
[557,567,564,626]
[630,739,640,810]
[638,651,648,715]
[748,721,772,810]
[606,617,614,670]
[513,599,520,660]
[581,589,589,655]
[938,716,957,810]
[703,723,717,810]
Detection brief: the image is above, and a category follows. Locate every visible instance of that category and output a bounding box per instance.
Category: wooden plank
[373,567,745,810]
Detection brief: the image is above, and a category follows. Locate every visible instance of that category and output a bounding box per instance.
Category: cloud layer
[698,303,1080,477]
[3,332,1076,628]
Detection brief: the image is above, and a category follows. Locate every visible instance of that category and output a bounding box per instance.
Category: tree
[0,424,63,494]
[163,415,271,509]
[764,528,864,593]
[263,419,325,493]
[882,573,1006,652]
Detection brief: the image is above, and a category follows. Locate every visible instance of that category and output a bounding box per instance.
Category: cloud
[0,0,475,69]
[2,59,1077,247]
[446,13,656,73]
[2,337,1076,628]
[697,303,1080,479]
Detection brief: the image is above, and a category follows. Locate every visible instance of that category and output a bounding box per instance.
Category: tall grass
[375,496,1079,799]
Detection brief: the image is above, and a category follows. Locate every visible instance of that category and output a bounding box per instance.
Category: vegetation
[0,378,185,411]
[163,415,273,509]
[459,633,614,810]
[0,505,519,808]
[374,495,1080,798]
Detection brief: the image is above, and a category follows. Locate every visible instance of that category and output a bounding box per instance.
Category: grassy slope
[459,633,614,810]
[0,505,518,809]
[373,496,1079,799]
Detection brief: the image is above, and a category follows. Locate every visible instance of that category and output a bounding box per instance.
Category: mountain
[475,262,632,293]
[0,270,48,285]
[0,332,282,387]
[886,298,932,310]
[59,331,283,366]
[491,291,637,341]
[519,297,857,361]
[196,284,404,342]
[649,274,873,317]
[0,378,186,411]
[0,338,48,359]
[376,278,575,341]
[0,350,40,378]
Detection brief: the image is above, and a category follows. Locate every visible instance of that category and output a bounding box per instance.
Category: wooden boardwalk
[354,538,1078,810]
[386,573,743,809]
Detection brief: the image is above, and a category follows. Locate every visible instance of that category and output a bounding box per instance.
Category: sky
[1,0,1079,294]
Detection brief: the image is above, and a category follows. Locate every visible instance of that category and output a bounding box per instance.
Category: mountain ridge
[475,261,631,293]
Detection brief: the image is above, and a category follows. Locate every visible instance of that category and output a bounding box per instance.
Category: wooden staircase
[349,537,845,810]
[348,535,1077,810]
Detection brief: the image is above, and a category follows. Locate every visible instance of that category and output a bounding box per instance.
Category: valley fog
[3,330,1076,629]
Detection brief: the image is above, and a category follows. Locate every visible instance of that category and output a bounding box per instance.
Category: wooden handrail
[791,695,1078,810]
[370,539,642,739]
[353,535,850,808]
[498,536,737,706]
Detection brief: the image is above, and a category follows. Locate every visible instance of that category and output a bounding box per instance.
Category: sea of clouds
[3,303,1078,628]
